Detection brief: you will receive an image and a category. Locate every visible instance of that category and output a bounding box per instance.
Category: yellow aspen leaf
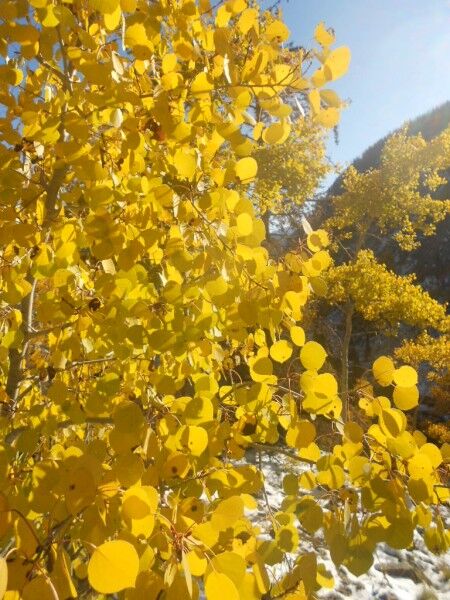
[191,72,214,97]
[415,505,433,528]
[10,25,40,46]
[286,420,316,449]
[0,493,11,537]
[51,548,77,600]
[253,559,270,594]
[393,365,418,387]
[41,4,60,27]
[388,431,416,459]
[125,21,153,58]
[315,107,340,128]
[308,89,321,114]
[345,546,373,576]
[275,524,299,553]
[262,121,291,144]
[320,88,341,107]
[236,213,253,236]
[116,453,144,487]
[22,575,55,600]
[253,328,266,346]
[372,356,395,387]
[392,385,419,411]
[265,20,290,42]
[296,552,317,595]
[348,455,370,484]
[205,572,239,600]
[162,53,178,73]
[344,422,364,443]
[238,8,258,34]
[161,71,181,90]
[316,564,334,589]
[210,552,246,588]
[413,429,427,447]
[307,230,329,252]
[420,443,442,468]
[211,496,244,530]
[300,341,327,370]
[187,549,207,577]
[311,373,338,397]
[249,356,276,384]
[299,470,317,490]
[181,552,193,598]
[299,442,321,463]
[235,157,258,182]
[15,517,38,559]
[216,4,232,27]
[120,0,136,10]
[0,557,7,599]
[104,5,122,31]
[87,540,139,594]
[229,0,248,15]
[65,466,97,515]
[89,0,120,14]
[122,485,158,520]
[162,453,190,479]
[185,425,209,456]
[424,523,450,554]
[299,370,317,393]
[283,473,298,495]
[270,339,293,363]
[253,122,264,140]
[372,395,391,415]
[0,65,23,86]
[311,65,329,88]
[290,325,306,347]
[408,478,432,503]
[324,46,351,80]
[379,408,405,438]
[386,517,414,549]
[317,464,345,489]
[174,149,197,181]
[241,493,258,509]
[314,21,335,47]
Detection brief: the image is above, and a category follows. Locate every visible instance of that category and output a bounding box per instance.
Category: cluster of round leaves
[395,332,450,411]
[0,1,448,599]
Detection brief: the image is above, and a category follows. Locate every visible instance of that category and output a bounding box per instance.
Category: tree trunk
[341,301,354,421]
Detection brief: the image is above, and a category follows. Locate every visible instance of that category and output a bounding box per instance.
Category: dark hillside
[328,100,450,196]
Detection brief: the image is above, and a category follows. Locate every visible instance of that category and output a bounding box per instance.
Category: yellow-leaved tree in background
[321,130,450,418]
[0,1,448,599]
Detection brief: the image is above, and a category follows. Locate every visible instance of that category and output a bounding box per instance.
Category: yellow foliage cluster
[0,1,448,599]
[396,332,450,371]
[252,119,330,215]
[326,250,449,332]
[424,422,450,445]
[326,129,450,250]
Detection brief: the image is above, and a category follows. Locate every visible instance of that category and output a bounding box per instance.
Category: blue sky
[275,0,450,184]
